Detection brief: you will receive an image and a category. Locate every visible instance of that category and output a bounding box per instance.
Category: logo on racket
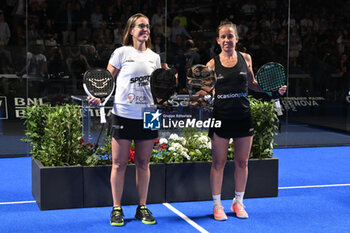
[143,110,162,130]
[90,78,110,89]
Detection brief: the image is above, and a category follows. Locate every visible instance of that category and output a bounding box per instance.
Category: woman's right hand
[87,97,101,108]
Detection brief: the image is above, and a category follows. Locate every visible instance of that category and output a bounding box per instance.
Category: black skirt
[208,114,254,139]
[109,114,158,140]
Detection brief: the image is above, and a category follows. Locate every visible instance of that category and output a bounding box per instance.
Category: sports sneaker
[213,205,228,221]
[110,206,124,226]
[135,205,156,225]
[231,201,249,219]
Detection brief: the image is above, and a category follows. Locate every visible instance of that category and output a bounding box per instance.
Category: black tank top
[213,52,250,120]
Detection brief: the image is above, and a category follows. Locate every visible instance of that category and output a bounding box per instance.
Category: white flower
[169,133,179,140]
[198,135,209,144]
[229,138,233,144]
[169,147,175,151]
[205,142,211,149]
[159,138,168,144]
[195,149,202,155]
[179,137,187,145]
[181,151,191,160]
[172,142,182,150]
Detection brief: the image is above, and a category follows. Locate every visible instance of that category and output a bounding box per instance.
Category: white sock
[213,194,221,207]
[233,191,244,204]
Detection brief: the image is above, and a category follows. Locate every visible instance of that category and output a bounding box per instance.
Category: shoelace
[214,205,224,211]
[111,208,124,218]
[234,203,246,213]
[139,206,152,217]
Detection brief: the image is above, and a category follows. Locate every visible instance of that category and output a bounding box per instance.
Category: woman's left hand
[278,85,287,95]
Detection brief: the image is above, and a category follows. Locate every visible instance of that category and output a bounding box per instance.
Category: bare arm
[242,52,263,92]
[243,52,287,95]
[206,59,215,71]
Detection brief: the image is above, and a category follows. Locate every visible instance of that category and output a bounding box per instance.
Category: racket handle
[100,107,106,124]
[274,99,283,116]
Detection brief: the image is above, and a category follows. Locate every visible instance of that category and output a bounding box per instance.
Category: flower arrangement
[23,97,278,167]
[151,129,211,163]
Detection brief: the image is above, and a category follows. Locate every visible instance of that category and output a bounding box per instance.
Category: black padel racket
[256,62,286,115]
[83,68,115,123]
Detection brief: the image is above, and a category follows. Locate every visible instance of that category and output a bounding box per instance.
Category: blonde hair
[122,13,152,48]
[216,19,238,37]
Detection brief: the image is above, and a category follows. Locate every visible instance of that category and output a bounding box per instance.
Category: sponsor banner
[0,96,8,119]
[280,97,325,112]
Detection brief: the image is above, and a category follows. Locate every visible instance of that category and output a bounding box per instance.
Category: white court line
[0,200,36,205]
[163,203,209,233]
[279,183,350,189]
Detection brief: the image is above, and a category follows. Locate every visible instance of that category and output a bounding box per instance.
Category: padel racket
[83,68,115,123]
[256,62,286,95]
[256,62,286,115]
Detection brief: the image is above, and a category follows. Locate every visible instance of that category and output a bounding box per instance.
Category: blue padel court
[1,146,350,233]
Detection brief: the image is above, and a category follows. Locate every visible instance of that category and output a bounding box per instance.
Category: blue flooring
[1,146,350,233]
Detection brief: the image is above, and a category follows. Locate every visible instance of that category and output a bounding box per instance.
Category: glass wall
[0,0,349,157]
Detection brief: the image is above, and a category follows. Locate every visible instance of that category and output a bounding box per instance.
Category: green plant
[250,98,279,158]
[85,132,112,166]
[23,98,278,167]
[23,104,95,166]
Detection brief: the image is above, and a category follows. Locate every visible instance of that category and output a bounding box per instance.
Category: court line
[2,183,350,206]
[279,183,350,189]
[163,203,209,233]
[0,200,36,205]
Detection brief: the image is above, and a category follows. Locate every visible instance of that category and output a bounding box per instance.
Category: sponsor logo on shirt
[127,93,135,103]
[217,92,247,99]
[217,74,224,79]
[125,59,135,62]
[130,75,150,87]
[127,93,148,104]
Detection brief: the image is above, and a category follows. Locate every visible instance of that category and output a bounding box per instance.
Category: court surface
[1,146,350,233]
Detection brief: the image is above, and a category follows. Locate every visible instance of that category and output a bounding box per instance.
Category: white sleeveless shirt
[108,46,161,119]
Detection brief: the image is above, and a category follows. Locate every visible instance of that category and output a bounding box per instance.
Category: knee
[234,159,248,169]
[111,160,128,171]
[212,159,226,171]
[135,159,150,171]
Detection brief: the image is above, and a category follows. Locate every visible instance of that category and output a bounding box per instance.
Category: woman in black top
[206,20,286,220]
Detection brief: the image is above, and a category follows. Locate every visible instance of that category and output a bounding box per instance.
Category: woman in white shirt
[88,13,163,227]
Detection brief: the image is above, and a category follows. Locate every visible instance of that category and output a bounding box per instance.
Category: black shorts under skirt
[208,114,254,139]
[109,114,158,140]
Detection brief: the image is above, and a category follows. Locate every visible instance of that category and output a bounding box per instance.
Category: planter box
[245,157,279,198]
[32,157,278,210]
[83,163,166,207]
[32,159,84,210]
[165,157,278,203]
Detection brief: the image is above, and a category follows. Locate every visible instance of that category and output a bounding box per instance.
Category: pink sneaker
[231,201,249,219]
[213,205,228,221]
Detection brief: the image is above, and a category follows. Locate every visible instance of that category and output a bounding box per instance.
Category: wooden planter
[32,157,278,210]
